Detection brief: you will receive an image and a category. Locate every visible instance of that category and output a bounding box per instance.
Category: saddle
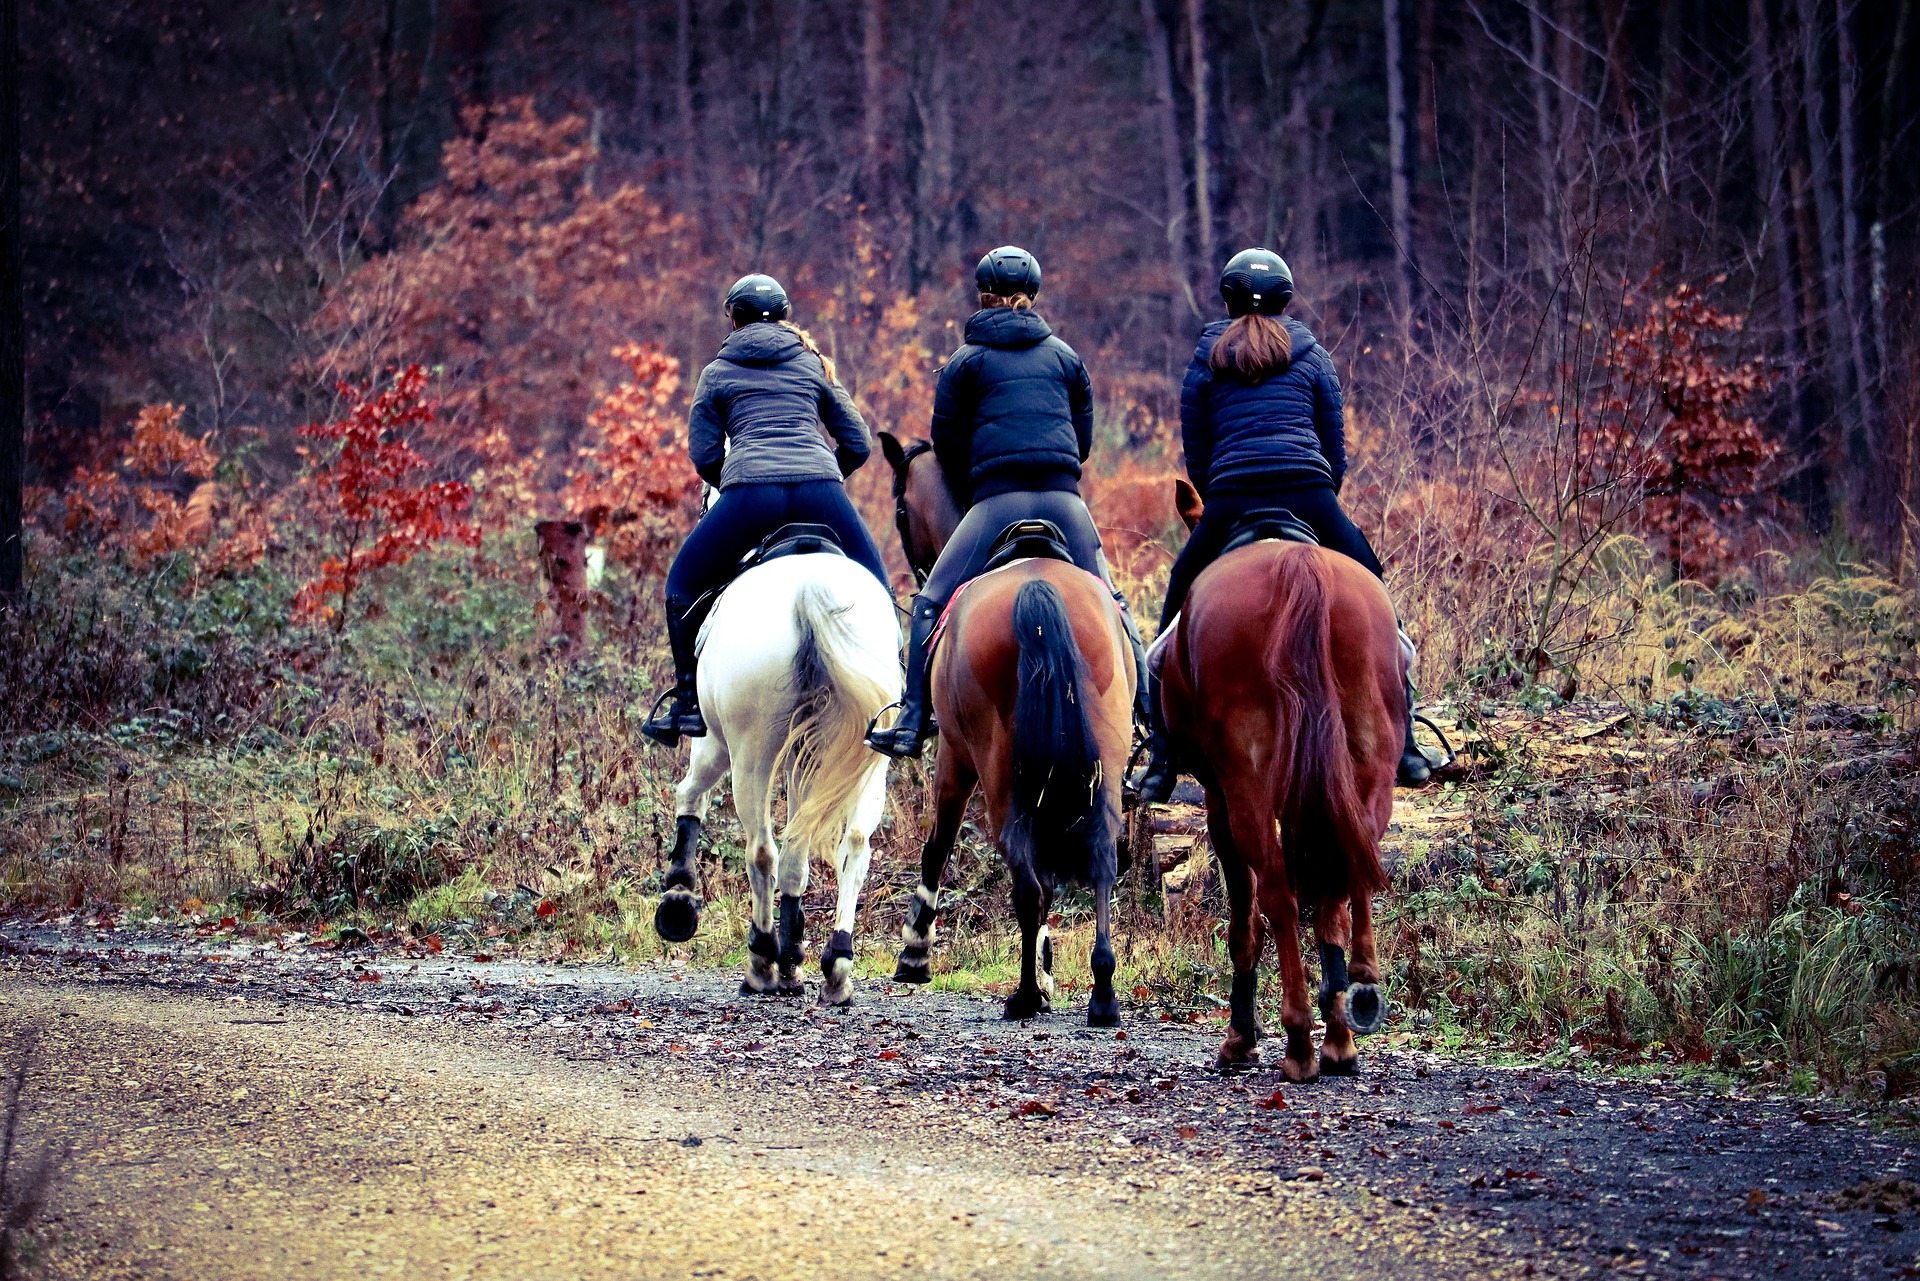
[693,523,846,655]
[981,519,1074,573]
[1220,507,1321,555]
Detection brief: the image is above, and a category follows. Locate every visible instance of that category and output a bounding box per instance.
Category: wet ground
[2,921,1917,1279]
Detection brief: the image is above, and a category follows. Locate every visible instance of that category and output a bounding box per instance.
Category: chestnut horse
[878,432,1132,1024]
[1161,478,1397,1078]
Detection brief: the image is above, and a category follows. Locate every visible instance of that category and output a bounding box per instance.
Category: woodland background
[1,0,1919,1095]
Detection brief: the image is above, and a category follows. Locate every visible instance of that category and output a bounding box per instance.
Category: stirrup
[1398,712,1455,785]
[865,700,930,760]
[641,687,706,747]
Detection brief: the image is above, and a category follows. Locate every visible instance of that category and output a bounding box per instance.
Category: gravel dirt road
[2,923,1916,1279]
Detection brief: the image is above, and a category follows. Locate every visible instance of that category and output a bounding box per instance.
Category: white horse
[652,551,901,1005]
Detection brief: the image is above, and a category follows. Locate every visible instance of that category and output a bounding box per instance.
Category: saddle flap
[1220,507,1321,556]
[981,519,1073,574]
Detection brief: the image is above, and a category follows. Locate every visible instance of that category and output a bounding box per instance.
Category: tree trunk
[1835,0,1877,517]
[0,0,21,603]
[862,0,886,209]
[1527,1,1561,291]
[1795,0,1860,476]
[1750,0,1828,530]
[1383,0,1414,329]
[1187,0,1216,286]
[676,0,696,186]
[1139,0,1196,357]
[909,0,955,293]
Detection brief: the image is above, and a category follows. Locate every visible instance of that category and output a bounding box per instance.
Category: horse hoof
[1319,1052,1360,1077]
[1281,1056,1320,1084]
[1086,993,1121,1027]
[739,979,772,997]
[1003,990,1050,1021]
[1215,1044,1261,1072]
[1346,983,1387,1036]
[892,959,932,985]
[653,891,701,944]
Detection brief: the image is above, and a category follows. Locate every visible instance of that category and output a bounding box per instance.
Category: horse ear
[878,430,907,474]
[1174,478,1203,531]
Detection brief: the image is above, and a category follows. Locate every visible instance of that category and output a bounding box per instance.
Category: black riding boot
[1114,593,1151,727]
[866,595,941,759]
[1132,671,1178,804]
[641,601,709,747]
[1397,674,1433,787]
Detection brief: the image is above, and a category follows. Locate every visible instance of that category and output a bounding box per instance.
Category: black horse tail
[1007,577,1115,888]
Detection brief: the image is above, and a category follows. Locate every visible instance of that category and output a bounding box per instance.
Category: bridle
[890,440,936,588]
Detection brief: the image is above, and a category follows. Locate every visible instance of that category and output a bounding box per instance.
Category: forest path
[1,930,1915,1279]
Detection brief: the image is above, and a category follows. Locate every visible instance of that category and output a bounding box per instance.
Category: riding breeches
[919,488,1109,610]
[665,479,890,621]
[1159,483,1384,629]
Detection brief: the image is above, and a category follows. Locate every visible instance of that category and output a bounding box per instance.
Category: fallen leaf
[353,971,382,983]
[536,899,557,919]
[1176,1125,1198,1139]
[1296,1166,1324,1181]
[1464,1103,1502,1114]
[471,952,494,962]
[1256,1090,1289,1110]
[1011,1099,1058,1119]
[878,1049,901,1060]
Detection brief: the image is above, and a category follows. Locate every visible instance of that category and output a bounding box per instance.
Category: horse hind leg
[819,769,886,1007]
[1086,878,1121,1028]
[1206,791,1266,1068]
[1315,900,1360,1076]
[773,817,811,995]
[735,748,781,997]
[654,735,730,945]
[1235,797,1316,1082]
[895,758,974,985]
[1002,865,1051,1021]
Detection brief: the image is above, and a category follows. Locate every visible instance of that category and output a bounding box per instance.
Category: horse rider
[865,246,1151,760]
[1132,248,1434,801]
[642,273,891,747]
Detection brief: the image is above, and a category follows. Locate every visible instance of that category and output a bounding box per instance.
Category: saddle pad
[926,559,1111,666]
[1145,610,1181,677]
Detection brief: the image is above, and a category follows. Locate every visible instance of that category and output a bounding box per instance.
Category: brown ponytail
[978,292,1036,311]
[1208,312,1293,382]
[779,320,840,384]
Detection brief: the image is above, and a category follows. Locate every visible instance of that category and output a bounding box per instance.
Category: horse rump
[1006,577,1116,888]
[1263,550,1388,907]
[773,578,892,861]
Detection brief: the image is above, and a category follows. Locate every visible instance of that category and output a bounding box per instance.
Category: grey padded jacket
[688,324,872,490]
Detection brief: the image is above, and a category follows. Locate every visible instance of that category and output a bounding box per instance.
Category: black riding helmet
[1218,248,1294,317]
[975,246,1042,299]
[724,273,791,325]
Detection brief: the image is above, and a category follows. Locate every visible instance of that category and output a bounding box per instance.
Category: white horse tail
[774,578,892,862]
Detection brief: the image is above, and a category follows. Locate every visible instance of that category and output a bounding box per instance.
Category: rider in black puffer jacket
[931,305,1093,506]
[1132,249,1432,801]
[865,246,1149,760]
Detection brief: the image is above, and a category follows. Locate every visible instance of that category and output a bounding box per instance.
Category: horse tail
[775,577,893,861]
[1264,550,1389,907]
[1006,578,1116,887]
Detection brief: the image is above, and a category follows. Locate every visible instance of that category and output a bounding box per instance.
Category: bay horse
[652,545,900,1005]
[1160,478,1397,1078]
[878,432,1131,1024]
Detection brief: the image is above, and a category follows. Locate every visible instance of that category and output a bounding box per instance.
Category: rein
[891,440,936,588]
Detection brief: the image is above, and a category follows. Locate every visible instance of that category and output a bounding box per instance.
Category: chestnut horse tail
[1007,578,1115,888]
[1265,550,1389,906]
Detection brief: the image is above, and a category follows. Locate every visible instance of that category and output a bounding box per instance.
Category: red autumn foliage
[292,365,479,629]
[563,342,701,579]
[1584,278,1779,580]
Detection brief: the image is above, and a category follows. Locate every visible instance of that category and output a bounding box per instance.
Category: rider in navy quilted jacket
[641,274,890,748]
[1132,249,1433,800]
[865,246,1149,760]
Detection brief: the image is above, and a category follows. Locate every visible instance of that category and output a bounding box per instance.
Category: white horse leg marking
[1035,923,1055,1000]
[819,763,886,1007]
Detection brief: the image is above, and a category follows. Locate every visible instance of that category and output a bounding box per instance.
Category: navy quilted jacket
[930,307,1093,505]
[1179,317,1347,497]
[688,324,871,490]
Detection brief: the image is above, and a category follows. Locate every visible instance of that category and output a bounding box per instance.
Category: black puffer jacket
[688,324,871,489]
[930,308,1093,505]
[1179,317,1347,497]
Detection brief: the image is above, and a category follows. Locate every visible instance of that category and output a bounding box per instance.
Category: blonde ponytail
[780,320,840,384]
[978,292,1036,311]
